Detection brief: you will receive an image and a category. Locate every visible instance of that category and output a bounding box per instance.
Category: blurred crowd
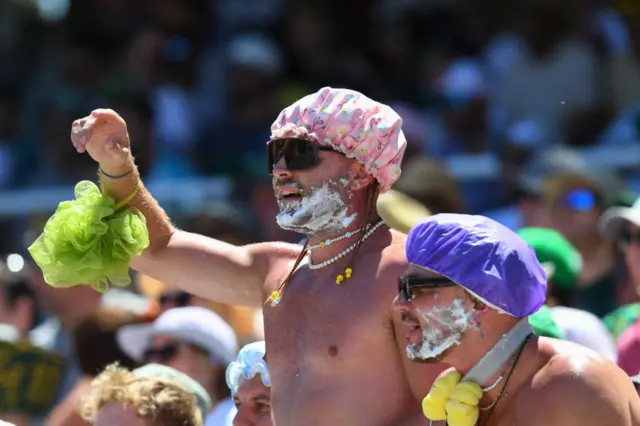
[2,0,640,424]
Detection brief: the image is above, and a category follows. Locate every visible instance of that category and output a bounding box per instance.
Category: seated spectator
[46,307,146,426]
[519,227,618,361]
[543,169,628,316]
[393,156,466,214]
[117,307,238,425]
[135,273,260,342]
[79,363,209,426]
[226,341,271,426]
[0,254,39,338]
[616,317,640,377]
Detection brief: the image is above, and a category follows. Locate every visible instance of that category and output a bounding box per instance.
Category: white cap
[117,307,238,366]
[599,197,640,238]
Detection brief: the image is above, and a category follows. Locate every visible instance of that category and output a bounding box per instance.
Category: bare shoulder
[360,228,407,293]
[378,228,409,271]
[519,339,640,426]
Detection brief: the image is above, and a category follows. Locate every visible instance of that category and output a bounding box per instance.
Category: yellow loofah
[422,369,483,426]
[422,370,462,420]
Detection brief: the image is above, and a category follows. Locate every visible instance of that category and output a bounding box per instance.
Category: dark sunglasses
[267,138,335,174]
[557,188,597,212]
[619,230,640,247]
[143,343,180,363]
[159,292,192,307]
[397,276,456,302]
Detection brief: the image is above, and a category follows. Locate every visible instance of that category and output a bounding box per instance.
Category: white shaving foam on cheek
[406,298,475,361]
[276,181,357,235]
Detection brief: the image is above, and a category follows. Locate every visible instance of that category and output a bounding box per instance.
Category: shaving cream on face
[276,181,357,235]
[406,298,475,362]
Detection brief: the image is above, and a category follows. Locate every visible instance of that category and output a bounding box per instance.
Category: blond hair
[79,364,203,426]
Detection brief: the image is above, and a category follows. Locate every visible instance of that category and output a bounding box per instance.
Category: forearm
[99,158,174,254]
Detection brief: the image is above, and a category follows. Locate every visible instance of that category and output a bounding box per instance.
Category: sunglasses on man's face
[397,276,457,302]
[267,138,335,174]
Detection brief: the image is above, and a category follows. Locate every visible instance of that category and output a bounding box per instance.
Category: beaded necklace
[267,220,385,306]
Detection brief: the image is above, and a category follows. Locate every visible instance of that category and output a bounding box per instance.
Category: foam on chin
[276,181,357,235]
[406,298,475,362]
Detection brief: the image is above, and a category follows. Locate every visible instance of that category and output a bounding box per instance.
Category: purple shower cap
[406,214,547,317]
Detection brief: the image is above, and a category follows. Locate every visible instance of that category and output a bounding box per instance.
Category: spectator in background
[198,33,283,177]
[600,196,640,294]
[519,227,618,361]
[46,307,145,426]
[117,307,238,426]
[617,316,640,380]
[422,57,489,157]
[492,0,601,142]
[394,156,466,214]
[135,273,262,344]
[0,86,17,188]
[79,363,209,426]
[28,263,151,407]
[543,169,628,316]
[0,255,39,338]
[226,341,271,426]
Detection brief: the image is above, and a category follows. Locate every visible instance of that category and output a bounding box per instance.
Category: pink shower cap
[270,87,407,193]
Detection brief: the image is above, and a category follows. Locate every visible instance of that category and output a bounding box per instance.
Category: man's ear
[349,163,374,191]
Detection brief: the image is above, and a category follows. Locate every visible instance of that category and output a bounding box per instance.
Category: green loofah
[28,180,149,293]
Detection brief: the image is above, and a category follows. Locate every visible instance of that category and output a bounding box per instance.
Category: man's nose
[232,408,255,426]
[272,155,292,179]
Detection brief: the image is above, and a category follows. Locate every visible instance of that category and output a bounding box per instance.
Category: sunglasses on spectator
[159,292,192,307]
[397,276,456,302]
[557,188,597,212]
[267,138,335,174]
[619,229,640,247]
[143,343,181,363]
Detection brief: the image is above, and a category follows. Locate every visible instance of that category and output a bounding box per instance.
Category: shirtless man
[394,213,640,426]
[68,87,444,426]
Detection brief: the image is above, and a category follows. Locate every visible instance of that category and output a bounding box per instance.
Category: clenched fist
[71,109,133,175]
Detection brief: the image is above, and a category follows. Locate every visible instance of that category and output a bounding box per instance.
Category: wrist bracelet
[99,166,134,179]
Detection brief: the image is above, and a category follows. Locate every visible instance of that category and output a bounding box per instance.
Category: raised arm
[70,109,297,307]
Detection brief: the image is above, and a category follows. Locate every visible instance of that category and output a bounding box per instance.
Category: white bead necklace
[308,224,370,250]
[307,221,386,270]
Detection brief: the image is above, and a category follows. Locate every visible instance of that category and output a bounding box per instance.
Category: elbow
[144,225,178,255]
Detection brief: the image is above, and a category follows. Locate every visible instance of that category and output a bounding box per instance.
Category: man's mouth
[277,186,303,202]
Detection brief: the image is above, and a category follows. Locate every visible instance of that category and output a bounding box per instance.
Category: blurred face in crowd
[233,376,272,426]
[270,137,370,235]
[549,187,602,244]
[619,222,640,284]
[144,335,217,393]
[94,403,149,426]
[28,269,98,317]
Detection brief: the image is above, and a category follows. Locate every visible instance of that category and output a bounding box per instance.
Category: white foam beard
[406,298,475,362]
[275,182,357,236]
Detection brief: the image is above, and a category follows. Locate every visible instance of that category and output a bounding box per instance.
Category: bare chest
[263,262,392,377]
